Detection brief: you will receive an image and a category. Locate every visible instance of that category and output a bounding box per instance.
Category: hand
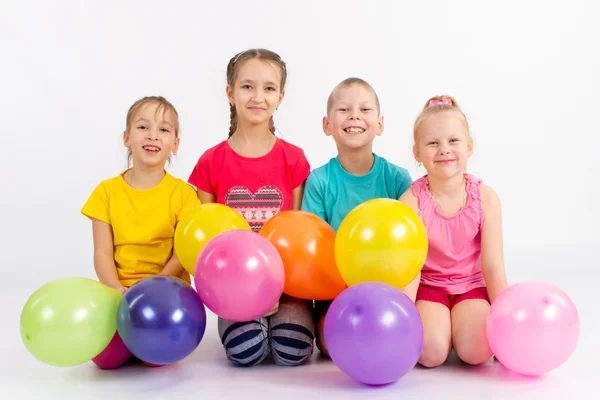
[263,302,279,318]
[116,286,127,294]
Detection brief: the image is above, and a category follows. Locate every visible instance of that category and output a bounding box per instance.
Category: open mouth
[343,127,366,134]
[142,145,161,154]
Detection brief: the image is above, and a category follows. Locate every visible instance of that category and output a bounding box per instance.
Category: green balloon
[20,277,122,367]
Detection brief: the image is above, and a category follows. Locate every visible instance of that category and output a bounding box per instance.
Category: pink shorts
[416,284,489,310]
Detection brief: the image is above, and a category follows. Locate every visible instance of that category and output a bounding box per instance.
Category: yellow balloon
[334,198,428,290]
[174,203,251,275]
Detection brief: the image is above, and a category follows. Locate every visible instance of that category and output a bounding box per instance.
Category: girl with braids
[188,49,314,367]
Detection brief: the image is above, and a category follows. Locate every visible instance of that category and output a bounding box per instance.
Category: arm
[160,250,186,278]
[292,149,311,211]
[198,189,216,204]
[480,184,508,303]
[398,188,421,302]
[92,219,126,293]
[292,182,305,210]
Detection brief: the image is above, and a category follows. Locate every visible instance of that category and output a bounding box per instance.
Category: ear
[172,137,181,155]
[278,90,285,108]
[467,137,474,157]
[413,144,421,162]
[226,85,235,105]
[376,115,384,136]
[322,116,332,136]
[123,130,130,148]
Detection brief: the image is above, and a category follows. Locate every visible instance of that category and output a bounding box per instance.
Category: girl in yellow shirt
[81,96,200,369]
[81,96,199,293]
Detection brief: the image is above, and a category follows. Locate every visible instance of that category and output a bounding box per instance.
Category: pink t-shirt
[188,138,310,232]
[412,174,487,295]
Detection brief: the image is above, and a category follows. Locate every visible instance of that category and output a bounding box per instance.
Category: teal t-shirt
[301,154,413,232]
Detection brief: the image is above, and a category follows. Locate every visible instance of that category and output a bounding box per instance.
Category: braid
[268,116,275,135]
[228,104,237,137]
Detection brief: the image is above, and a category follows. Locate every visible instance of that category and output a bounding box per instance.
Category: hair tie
[428,98,452,106]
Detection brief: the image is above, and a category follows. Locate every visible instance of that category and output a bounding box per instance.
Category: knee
[220,320,269,367]
[419,338,451,368]
[454,337,492,366]
[270,322,314,367]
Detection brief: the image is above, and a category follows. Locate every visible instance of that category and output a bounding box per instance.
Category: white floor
[2,267,597,400]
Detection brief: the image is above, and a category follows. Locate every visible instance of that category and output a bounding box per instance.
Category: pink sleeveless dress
[411,174,487,295]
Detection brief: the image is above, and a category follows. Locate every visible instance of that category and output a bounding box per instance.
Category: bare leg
[451,299,492,365]
[416,300,452,368]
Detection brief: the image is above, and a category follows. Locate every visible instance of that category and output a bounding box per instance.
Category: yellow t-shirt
[81,171,200,287]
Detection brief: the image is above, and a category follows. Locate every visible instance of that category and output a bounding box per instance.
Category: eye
[337,108,348,112]
[137,125,147,130]
[241,84,252,89]
[450,138,460,143]
[361,108,372,112]
[161,127,170,133]
[266,86,276,91]
[427,141,437,145]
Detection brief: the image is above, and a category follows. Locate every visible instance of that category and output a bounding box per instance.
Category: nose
[349,108,362,120]
[252,89,265,102]
[146,128,159,140]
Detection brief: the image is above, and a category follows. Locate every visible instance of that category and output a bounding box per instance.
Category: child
[81,96,200,368]
[399,95,508,367]
[301,77,413,356]
[187,48,314,367]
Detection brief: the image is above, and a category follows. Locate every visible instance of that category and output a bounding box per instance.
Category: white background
[1,1,598,399]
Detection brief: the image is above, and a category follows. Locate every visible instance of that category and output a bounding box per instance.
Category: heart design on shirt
[224,186,284,232]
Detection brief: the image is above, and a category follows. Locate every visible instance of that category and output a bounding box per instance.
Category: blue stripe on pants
[218,296,315,367]
[270,322,314,366]
[218,318,270,367]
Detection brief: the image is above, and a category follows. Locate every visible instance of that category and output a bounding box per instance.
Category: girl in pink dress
[400,96,508,368]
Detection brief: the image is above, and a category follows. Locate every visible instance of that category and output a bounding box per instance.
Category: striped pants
[218,295,314,367]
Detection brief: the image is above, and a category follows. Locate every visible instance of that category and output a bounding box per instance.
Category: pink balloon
[194,230,285,322]
[486,281,579,376]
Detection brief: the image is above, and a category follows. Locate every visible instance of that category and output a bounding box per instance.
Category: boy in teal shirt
[302,77,413,356]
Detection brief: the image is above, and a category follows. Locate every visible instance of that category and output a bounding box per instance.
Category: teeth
[143,146,160,151]
[344,127,365,133]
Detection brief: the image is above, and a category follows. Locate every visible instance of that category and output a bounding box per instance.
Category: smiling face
[413,111,472,180]
[123,101,179,169]
[323,83,383,151]
[226,58,285,130]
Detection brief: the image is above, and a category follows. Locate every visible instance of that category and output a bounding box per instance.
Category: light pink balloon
[194,230,285,322]
[486,281,579,375]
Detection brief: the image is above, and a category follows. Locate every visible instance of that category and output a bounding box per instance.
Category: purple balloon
[324,282,423,385]
[117,276,206,365]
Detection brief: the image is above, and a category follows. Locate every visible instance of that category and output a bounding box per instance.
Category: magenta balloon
[194,230,285,322]
[486,281,580,376]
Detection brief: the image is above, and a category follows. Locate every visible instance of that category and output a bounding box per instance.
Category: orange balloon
[259,211,347,300]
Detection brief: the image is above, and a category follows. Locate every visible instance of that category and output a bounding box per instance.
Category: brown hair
[413,95,469,142]
[326,77,381,115]
[125,96,179,167]
[226,48,287,137]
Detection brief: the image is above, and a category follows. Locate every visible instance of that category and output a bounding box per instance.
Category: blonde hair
[125,96,180,167]
[327,77,381,115]
[413,95,469,142]
[226,48,287,137]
